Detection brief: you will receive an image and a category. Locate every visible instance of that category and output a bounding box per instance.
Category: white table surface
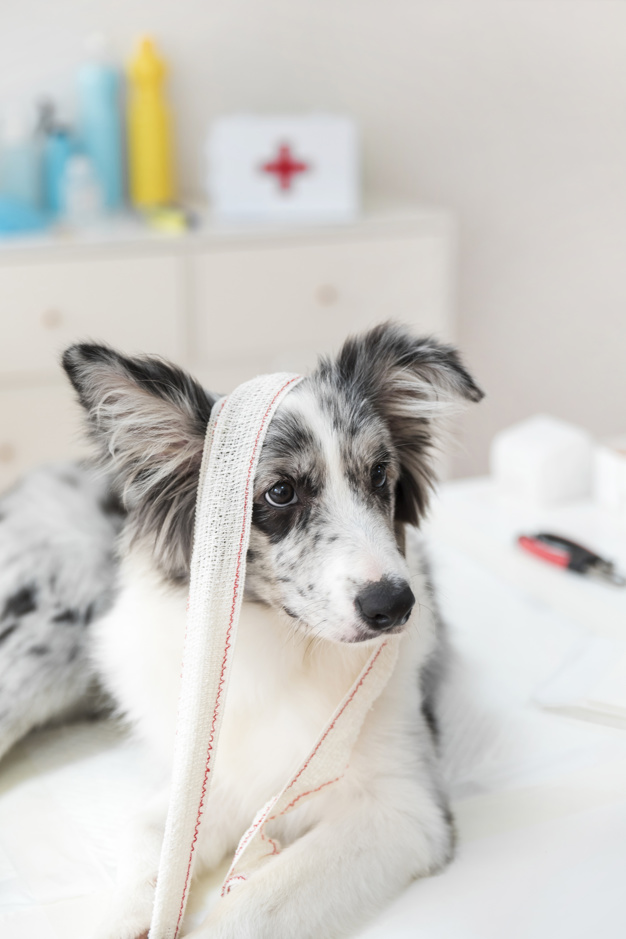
[1,479,625,938]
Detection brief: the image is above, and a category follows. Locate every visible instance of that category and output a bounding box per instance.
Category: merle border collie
[0,323,482,939]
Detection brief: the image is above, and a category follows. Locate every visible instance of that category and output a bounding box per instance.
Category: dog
[0,322,482,938]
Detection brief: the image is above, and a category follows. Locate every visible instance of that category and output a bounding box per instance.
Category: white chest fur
[93,544,432,865]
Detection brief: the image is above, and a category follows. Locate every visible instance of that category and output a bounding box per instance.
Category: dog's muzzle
[354,577,415,631]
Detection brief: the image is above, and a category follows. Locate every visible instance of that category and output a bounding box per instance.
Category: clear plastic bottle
[0,108,42,209]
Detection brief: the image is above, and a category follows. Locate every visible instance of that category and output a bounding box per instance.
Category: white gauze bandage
[149,372,400,939]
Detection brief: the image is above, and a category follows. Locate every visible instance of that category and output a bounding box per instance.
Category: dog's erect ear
[331,322,484,526]
[62,343,217,582]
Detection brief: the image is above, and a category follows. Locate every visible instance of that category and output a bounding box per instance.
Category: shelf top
[0,200,454,264]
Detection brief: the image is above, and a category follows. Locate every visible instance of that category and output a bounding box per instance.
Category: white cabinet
[0,255,185,380]
[0,207,454,487]
[0,384,90,492]
[192,230,451,388]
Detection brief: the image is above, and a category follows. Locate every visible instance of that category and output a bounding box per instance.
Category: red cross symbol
[261,143,310,192]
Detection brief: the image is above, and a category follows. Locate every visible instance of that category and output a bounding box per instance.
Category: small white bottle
[63,154,104,228]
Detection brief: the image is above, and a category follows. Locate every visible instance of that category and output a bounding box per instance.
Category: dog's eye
[371,463,387,489]
[265,481,298,507]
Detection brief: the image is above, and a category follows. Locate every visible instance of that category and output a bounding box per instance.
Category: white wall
[1,0,625,474]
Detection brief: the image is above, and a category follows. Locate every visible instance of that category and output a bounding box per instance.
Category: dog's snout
[354,578,415,631]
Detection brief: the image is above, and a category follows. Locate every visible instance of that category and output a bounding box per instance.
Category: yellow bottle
[127,37,174,207]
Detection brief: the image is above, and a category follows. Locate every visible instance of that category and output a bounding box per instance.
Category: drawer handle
[315,284,339,307]
[0,443,15,464]
[41,308,63,329]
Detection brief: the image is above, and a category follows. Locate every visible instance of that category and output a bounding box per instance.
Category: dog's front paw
[93,880,154,939]
[183,886,254,939]
[184,881,287,939]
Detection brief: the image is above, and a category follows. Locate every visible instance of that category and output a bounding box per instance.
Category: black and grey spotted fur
[0,322,482,763]
[0,462,122,761]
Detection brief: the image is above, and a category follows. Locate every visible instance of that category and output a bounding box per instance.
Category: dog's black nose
[354,578,415,631]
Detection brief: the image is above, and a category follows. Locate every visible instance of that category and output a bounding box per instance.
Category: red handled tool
[517,532,626,586]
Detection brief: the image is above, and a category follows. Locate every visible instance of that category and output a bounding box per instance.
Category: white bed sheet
[1,538,625,939]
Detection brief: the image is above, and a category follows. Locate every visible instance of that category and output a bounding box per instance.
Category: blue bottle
[77,34,124,210]
[39,103,75,216]
[43,128,74,215]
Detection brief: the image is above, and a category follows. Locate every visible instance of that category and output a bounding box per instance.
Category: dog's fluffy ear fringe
[62,343,216,583]
[324,322,484,526]
[62,325,482,578]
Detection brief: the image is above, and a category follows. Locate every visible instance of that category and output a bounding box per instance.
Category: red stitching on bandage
[222,874,247,895]
[225,799,276,877]
[271,773,345,819]
[173,377,300,938]
[260,827,280,856]
[225,642,387,885]
[279,640,387,800]
[258,812,280,854]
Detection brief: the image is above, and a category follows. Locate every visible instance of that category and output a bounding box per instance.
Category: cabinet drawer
[192,235,451,379]
[0,255,185,379]
[0,384,90,493]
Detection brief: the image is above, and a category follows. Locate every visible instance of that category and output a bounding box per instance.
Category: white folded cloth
[534,635,626,729]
